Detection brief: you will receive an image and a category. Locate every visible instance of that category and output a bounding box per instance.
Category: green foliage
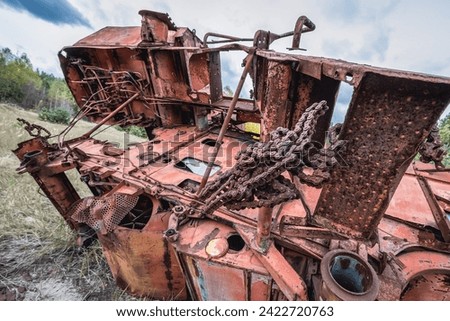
[38,107,71,124]
[0,47,76,112]
[439,114,450,145]
[128,126,147,138]
[439,114,450,167]
[0,48,43,108]
[114,125,148,138]
[39,72,77,113]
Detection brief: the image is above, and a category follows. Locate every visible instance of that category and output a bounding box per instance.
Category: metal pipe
[203,32,253,47]
[82,92,140,138]
[256,206,273,250]
[319,249,379,301]
[196,51,255,195]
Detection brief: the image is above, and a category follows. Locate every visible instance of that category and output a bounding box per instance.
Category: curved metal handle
[254,15,316,50]
[202,15,316,50]
[291,15,316,50]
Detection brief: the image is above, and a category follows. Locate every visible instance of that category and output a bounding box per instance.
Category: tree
[0,47,76,112]
[0,49,43,108]
[439,114,450,166]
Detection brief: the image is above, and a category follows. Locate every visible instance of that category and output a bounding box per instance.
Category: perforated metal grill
[70,193,139,233]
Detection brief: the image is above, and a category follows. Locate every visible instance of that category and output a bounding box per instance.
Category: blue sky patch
[1,0,91,27]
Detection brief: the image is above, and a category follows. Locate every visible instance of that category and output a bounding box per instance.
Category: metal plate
[313,71,450,239]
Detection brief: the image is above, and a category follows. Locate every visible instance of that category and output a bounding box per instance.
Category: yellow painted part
[244,122,260,135]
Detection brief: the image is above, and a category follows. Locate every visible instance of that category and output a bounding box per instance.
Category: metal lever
[289,15,316,50]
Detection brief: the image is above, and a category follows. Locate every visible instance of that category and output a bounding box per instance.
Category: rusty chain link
[17,118,51,139]
[197,100,346,215]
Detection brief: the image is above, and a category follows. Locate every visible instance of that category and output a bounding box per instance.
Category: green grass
[0,103,145,300]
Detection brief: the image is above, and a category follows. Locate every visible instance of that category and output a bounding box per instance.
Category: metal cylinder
[256,207,272,250]
[319,249,379,301]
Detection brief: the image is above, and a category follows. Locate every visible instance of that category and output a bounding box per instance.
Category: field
[0,103,145,300]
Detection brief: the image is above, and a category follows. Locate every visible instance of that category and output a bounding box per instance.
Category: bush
[38,107,71,124]
[128,126,147,138]
[114,125,147,138]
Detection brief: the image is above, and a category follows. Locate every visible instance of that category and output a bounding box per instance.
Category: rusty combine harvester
[14,11,450,300]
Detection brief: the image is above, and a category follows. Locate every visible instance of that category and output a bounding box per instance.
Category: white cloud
[382,0,450,75]
[3,0,449,76]
[1,0,449,117]
[0,5,91,76]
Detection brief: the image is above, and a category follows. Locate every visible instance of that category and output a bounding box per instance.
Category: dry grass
[0,103,144,300]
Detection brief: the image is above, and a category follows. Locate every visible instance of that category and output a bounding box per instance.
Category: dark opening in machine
[119,194,153,230]
[227,234,245,252]
[178,179,200,193]
[174,157,221,176]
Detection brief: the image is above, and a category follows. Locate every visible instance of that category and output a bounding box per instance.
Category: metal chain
[418,125,446,168]
[197,100,346,215]
[17,118,51,139]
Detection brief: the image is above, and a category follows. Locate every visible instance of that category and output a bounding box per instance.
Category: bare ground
[0,237,123,301]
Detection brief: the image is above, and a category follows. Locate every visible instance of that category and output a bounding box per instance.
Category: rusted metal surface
[173,220,271,300]
[14,10,450,301]
[256,207,273,250]
[417,176,450,242]
[235,224,309,301]
[401,274,450,300]
[313,71,450,239]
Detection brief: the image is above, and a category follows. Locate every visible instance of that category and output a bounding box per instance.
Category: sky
[0,0,449,122]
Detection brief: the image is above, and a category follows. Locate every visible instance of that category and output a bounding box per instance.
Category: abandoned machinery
[14,11,450,300]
